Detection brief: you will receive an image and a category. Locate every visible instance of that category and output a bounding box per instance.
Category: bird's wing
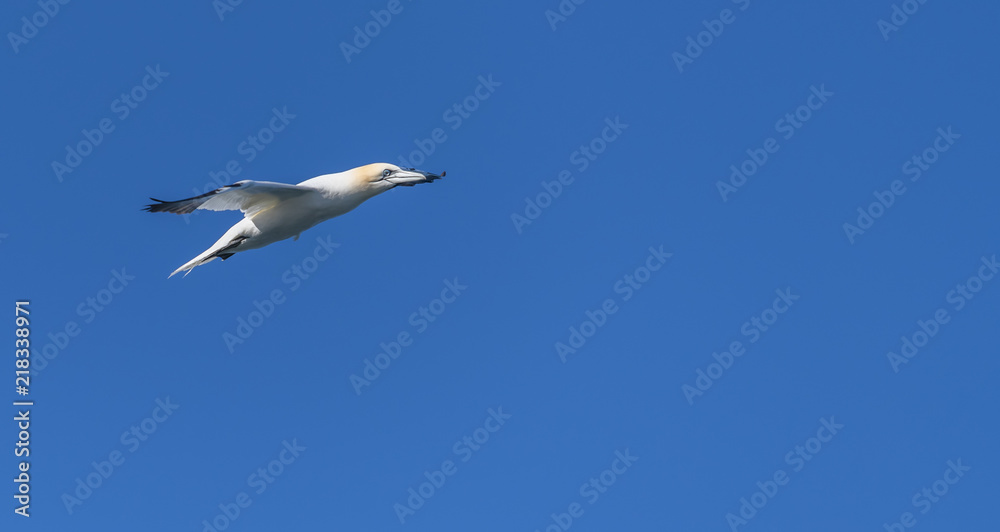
[144,180,320,217]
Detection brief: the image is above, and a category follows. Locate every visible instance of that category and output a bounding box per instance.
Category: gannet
[144,163,444,277]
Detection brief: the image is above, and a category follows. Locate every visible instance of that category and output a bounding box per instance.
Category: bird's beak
[385,168,445,187]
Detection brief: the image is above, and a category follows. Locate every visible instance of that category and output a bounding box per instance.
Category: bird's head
[354,163,445,195]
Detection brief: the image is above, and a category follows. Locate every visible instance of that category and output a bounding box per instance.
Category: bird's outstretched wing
[144,180,319,217]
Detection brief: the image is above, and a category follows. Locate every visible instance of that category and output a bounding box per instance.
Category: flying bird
[144,163,444,277]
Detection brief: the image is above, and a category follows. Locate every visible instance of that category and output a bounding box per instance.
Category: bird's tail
[169,234,247,278]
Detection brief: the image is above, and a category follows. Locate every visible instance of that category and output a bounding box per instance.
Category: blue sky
[2,0,998,530]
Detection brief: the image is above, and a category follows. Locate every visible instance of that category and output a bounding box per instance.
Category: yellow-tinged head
[349,163,445,195]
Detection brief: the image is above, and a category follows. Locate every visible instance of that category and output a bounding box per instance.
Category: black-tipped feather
[143,183,243,214]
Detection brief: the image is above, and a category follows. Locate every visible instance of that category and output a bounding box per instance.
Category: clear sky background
[2,1,998,530]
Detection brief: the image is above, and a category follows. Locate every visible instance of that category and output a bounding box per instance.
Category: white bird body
[145,163,443,277]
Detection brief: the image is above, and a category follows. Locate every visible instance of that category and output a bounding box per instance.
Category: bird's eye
[382,169,392,178]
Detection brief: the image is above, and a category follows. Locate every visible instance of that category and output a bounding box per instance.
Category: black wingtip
[143,200,163,213]
[142,182,244,215]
